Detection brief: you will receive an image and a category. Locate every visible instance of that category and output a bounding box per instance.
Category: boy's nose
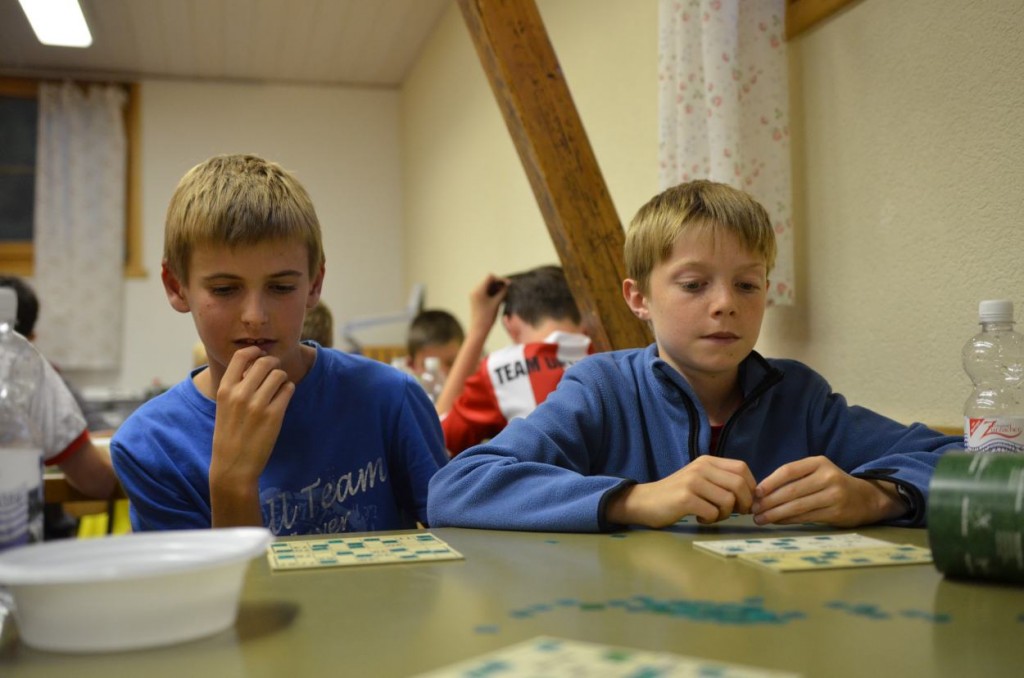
[241,293,269,327]
[710,285,738,316]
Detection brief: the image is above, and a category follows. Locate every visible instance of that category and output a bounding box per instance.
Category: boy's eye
[210,286,236,296]
[736,280,762,292]
[679,280,705,292]
[270,284,298,294]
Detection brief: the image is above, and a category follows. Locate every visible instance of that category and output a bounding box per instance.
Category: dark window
[0,95,37,243]
[0,78,143,278]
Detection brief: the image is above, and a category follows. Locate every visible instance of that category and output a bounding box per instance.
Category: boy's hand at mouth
[208,344,296,527]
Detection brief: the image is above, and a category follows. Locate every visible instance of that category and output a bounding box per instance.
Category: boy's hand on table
[752,456,904,527]
[607,456,756,528]
[209,345,295,526]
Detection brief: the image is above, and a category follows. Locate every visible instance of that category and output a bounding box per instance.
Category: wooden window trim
[123,83,145,278]
[0,77,146,279]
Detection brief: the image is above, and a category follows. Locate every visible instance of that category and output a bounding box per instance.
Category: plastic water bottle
[0,287,46,550]
[418,356,445,404]
[962,299,1024,453]
[390,356,414,376]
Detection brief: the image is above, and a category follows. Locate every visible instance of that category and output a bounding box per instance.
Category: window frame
[0,77,145,278]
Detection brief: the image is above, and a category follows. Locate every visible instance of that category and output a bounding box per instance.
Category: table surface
[2,516,1022,677]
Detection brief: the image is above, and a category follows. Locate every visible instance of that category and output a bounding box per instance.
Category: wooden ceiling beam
[457,0,652,352]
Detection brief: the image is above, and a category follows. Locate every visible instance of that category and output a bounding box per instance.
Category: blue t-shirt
[112,344,447,534]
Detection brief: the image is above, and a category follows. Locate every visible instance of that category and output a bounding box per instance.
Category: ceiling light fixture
[17,0,93,48]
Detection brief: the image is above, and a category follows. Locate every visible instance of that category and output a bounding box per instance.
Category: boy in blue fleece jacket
[427,180,960,532]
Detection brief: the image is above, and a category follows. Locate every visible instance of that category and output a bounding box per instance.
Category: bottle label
[0,446,43,551]
[965,417,1024,454]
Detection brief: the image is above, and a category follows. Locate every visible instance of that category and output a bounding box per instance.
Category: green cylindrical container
[927,452,1024,583]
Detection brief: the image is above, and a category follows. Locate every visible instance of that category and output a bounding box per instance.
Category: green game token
[927,452,1024,583]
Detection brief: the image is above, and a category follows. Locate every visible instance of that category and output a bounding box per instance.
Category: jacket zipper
[713,363,783,455]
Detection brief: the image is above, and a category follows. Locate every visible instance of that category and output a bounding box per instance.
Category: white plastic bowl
[0,527,272,653]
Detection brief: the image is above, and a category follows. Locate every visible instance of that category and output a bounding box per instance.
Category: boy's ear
[502,314,523,343]
[307,262,326,309]
[161,262,191,314]
[622,279,650,321]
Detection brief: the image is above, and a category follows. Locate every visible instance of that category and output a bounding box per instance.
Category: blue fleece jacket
[427,345,962,532]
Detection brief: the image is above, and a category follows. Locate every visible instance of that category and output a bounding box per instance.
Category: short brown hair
[0,276,39,336]
[163,154,325,283]
[407,310,464,359]
[625,180,776,293]
[503,265,581,326]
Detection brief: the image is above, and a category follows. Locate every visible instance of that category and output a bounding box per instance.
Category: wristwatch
[895,483,914,515]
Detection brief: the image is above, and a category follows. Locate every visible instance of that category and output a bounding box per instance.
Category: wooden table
[2,517,1021,677]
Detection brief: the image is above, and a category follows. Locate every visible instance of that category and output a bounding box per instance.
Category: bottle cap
[0,288,17,324]
[979,299,1013,323]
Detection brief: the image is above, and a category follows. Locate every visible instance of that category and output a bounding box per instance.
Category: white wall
[70,80,407,393]
[402,0,1024,429]
[400,0,659,350]
[765,0,1024,427]
[69,0,1024,433]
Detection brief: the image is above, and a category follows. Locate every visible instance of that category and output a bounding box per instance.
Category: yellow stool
[45,473,132,539]
[77,499,131,538]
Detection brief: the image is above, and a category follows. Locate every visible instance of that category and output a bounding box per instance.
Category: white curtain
[33,82,127,369]
[658,0,794,305]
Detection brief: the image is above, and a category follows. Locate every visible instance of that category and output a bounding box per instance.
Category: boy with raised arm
[435,266,592,456]
[428,180,960,532]
[112,154,446,534]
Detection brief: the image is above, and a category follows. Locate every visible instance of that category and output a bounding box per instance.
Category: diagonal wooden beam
[785,0,862,40]
[457,0,652,352]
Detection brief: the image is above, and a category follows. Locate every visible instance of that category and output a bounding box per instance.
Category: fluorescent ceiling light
[18,0,93,48]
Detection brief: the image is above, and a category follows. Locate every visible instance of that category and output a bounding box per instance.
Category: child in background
[0,276,110,432]
[435,266,592,456]
[192,340,207,368]
[111,154,446,535]
[302,300,334,347]
[405,309,464,378]
[0,277,119,540]
[0,285,117,542]
[428,180,961,532]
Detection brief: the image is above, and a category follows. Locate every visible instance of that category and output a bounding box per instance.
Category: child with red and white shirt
[435,266,592,456]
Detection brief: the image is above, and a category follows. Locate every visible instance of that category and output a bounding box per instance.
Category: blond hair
[625,180,776,293]
[163,154,325,282]
[302,300,334,348]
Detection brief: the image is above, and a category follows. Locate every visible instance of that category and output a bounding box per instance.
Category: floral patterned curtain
[658,0,794,305]
[33,82,127,368]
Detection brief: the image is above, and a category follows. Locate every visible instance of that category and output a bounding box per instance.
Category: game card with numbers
[693,533,893,558]
[413,636,800,677]
[267,532,464,571]
[737,544,933,573]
